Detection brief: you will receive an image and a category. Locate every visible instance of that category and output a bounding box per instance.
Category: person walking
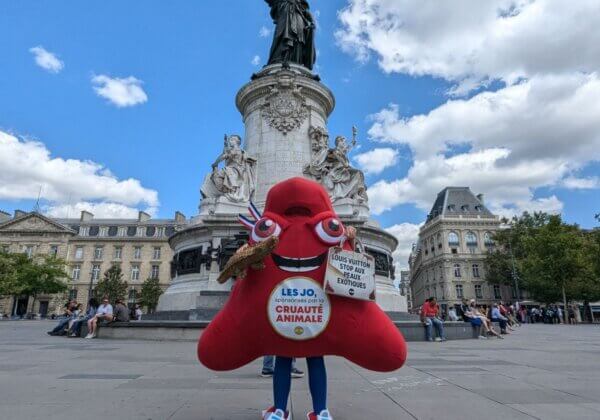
[261,356,304,378]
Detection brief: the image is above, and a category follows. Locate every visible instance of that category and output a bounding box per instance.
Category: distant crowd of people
[47,297,143,338]
[458,299,519,339]
[520,304,582,324]
[419,297,584,342]
[420,297,524,341]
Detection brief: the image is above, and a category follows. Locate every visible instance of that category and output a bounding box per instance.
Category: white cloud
[370,73,600,162]
[251,55,261,66]
[335,1,599,236]
[386,223,421,271]
[0,130,158,215]
[91,75,148,108]
[336,0,600,94]
[365,73,600,217]
[259,26,272,38]
[29,46,64,73]
[561,176,600,190]
[354,148,398,175]
[44,202,154,219]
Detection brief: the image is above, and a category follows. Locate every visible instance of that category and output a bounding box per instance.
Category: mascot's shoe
[307,409,332,420]
[262,407,292,420]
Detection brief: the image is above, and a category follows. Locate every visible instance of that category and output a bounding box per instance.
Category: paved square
[0,322,599,419]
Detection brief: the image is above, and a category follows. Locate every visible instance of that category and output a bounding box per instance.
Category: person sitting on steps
[85,296,113,339]
[420,297,446,342]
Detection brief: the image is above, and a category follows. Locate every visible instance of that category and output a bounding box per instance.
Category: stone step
[91,320,475,342]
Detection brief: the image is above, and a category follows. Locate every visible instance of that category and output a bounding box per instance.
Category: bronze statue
[265,0,316,70]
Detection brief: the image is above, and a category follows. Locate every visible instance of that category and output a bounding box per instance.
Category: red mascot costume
[199,177,407,420]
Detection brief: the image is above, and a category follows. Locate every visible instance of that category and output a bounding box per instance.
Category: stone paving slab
[0,321,599,419]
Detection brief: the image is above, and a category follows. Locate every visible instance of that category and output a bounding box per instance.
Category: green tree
[485,212,550,296]
[0,252,69,310]
[520,215,586,310]
[0,251,18,296]
[95,265,128,303]
[140,278,163,313]
[575,229,600,321]
[484,249,514,286]
[487,212,599,315]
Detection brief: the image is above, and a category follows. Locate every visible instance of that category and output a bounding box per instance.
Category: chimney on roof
[14,210,27,218]
[80,211,94,222]
[476,194,484,204]
[138,211,151,222]
[0,210,10,223]
[175,211,186,224]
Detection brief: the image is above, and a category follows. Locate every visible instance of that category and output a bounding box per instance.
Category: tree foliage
[140,278,163,313]
[484,249,513,286]
[0,251,19,296]
[520,216,585,303]
[486,212,600,305]
[0,251,69,297]
[95,265,128,303]
[575,229,600,303]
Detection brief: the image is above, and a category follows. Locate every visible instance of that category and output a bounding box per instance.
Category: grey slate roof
[426,187,495,221]
[53,218,179,226]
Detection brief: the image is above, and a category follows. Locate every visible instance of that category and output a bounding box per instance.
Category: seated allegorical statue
[303,127,369,204]
[201,135,256,203]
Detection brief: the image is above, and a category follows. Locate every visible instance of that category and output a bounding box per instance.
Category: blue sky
[1,1,599,265]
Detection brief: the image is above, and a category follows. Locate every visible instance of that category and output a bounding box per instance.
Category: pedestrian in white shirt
[135,304,143,321]
[448,307,459,321]
[85,297,113,339]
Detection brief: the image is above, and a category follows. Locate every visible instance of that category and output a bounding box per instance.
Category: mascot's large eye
[315,217,345,245]
[252,217,281,242]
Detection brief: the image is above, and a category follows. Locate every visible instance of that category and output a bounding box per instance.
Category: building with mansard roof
[0,209,186,318]
[408,187,515,316]
[398,270,413,312]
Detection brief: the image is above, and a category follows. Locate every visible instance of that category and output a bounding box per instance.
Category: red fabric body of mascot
[198,177,407,372]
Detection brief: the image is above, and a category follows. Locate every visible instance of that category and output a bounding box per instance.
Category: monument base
[199,196,248,217]
[155,63,407,319]
[333,198,370,220]
[155,212,407,319]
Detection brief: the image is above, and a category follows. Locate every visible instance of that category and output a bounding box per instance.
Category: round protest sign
[267,277,331,341]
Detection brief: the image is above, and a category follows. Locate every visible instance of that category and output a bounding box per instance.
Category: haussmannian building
[399,270,413,312]
[0,209,186,317]
[408,187,515,316]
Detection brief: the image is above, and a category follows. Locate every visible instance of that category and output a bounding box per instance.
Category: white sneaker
[263,410,292,420]
[478,335,487,339]
[84,333,93,339]
[317,410,332,420]
[434,337,442,342]
[307,409,332,420]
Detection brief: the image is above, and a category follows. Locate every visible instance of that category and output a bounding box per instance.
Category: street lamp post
[509,241,520,303]
[88,269,94,298]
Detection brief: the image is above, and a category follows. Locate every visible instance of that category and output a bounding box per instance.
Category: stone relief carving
[218,233,249,271]
[172,246,212,277]
[262,76,308,135]
[201,135,256,203]
[303,126,369,204]
[366,247,395,279]
[4,216,63,232]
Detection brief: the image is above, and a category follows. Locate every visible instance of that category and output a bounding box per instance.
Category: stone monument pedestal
[155,63,407,320]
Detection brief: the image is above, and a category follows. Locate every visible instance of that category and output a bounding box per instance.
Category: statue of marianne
[265,0,316,70]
